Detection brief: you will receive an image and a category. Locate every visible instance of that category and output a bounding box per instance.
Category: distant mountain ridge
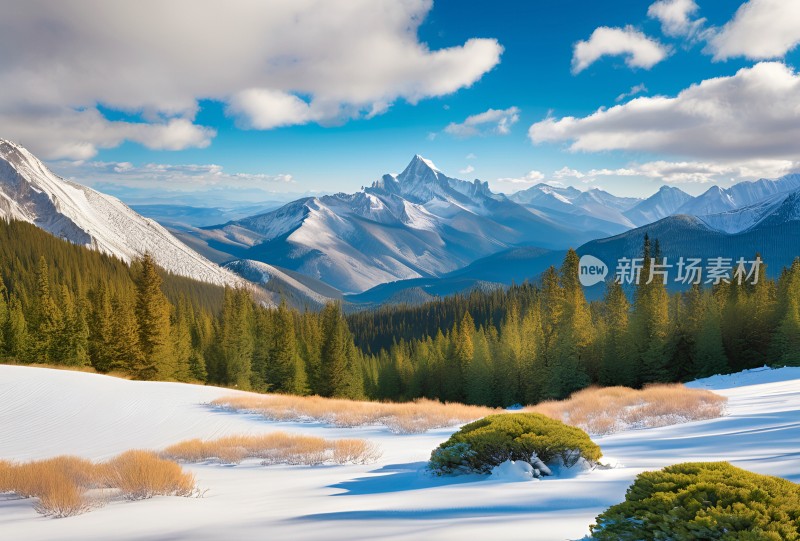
[188,156,609,293]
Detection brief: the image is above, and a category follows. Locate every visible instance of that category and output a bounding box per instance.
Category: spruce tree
[599,279,631,386]
[30,256,61,363]
[3,296,28,359]
[134,254,173,380]
[693,292,728,377]
[110,293,145,375]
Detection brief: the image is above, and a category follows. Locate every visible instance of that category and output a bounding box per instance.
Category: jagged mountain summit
[623,185,694,226]
[190,155,605,293]
[0,139,245,288]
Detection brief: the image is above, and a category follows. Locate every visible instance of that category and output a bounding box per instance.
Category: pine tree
[519,301,545,404]
[87,284,115,372]
[466,326,494,405]
[3,296,28,359]
[319,302,360,398]
[29,256,61,363]
[0,274,7,354]
[693,293,728,377]
[270,301,307,394]
[170,297,194,382]
[629,235,670,384]
[134,254,173,380]
[599,279,631,386]
[110,293,145,375]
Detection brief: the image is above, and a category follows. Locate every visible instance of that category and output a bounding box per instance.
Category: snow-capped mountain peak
[0,139,245,289]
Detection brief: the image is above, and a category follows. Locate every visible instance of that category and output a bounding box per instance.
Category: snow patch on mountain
[0,139,245,288]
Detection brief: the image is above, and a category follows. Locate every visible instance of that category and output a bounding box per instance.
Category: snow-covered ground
[1,364,799,541]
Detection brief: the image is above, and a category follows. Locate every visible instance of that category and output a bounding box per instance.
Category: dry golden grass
[211,394,496,434]
[0,452,197,517]
[161,432,382,466]
[332,439,383,465]
[0,456,100,517]
[530,384,727,436]
[101,450,197,500]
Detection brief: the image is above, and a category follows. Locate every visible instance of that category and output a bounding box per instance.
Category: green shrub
[428,412,601,475]
[591,462,800,540]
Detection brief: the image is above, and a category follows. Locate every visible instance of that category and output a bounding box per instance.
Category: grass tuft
[162,433,382,466]
[0,452,197,517]
[530,384,727,436]
[101,450,197,500]
[211,394,496,434]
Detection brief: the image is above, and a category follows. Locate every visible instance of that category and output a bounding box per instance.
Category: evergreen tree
[3,296,28,359]
[693,292,728,377]
[29,256,61,363]
[134,254,173,380]
[629,235,670,384]
[110,294,145,375]
[87,284,115,372]
[599,279,631,386]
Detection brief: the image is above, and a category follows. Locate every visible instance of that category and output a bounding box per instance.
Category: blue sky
[2,0,800,204]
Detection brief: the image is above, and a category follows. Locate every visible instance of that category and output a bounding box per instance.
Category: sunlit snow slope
[0,139,244,288]
[1,365,799,540]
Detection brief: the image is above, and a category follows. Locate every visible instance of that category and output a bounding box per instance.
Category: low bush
[0,452,197,517]
[531,384,727,436]
[0,456,100,517]
[429,412,601,476]
[161,432,382,466]
[591,462,800,540]
[102,450,197,500]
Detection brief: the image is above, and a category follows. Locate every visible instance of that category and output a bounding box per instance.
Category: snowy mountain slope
[510,183,639,230]
[624,185,693,226]
[2,364,800,540]
[676,174,800,217]
[190,156,599,293]
[224,259,342,308]
[0,140,245,288]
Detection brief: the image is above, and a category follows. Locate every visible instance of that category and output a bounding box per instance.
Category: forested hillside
[2,219,799,407]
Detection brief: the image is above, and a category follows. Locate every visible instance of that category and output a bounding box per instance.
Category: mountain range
[184,155,612,293]
[2,138,799,308]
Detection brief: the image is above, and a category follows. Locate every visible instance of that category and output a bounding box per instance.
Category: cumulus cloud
[445,107,520,137]
[530,62,800,162]
[707,0,800,60]
[459,165,475,175]
[494,170,546,189]
[647,0,705,38]
[572,26,669,74]
[0,0,502,159]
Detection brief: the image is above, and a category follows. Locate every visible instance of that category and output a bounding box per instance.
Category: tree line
[1,218,798,406]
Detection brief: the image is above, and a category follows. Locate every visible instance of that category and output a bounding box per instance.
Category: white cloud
[51,160,297,199]
[553,167,586,180]
[0,0,502,159]
[616,84,648,102]
[548,159,799,185]
[572,26,669,74]
[444,107,520,137]
[530,62,800,162]
[466,153,477,160]
[494,170,546,187]
[647,0,705,38]
[707,0,800,60]
[459,165,475,175]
